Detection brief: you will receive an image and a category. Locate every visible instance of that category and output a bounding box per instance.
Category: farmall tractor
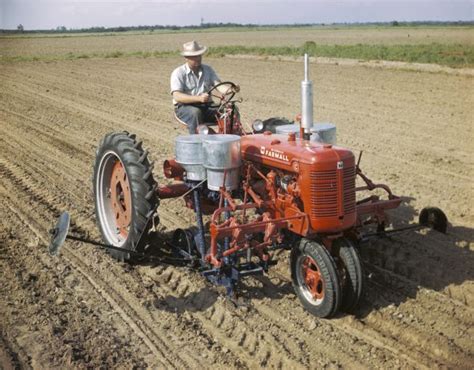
[50,55,448,318]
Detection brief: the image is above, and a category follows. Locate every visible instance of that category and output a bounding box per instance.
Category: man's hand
[198,93,210,104]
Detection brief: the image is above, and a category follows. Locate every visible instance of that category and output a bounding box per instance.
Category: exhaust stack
[301,54,313,136]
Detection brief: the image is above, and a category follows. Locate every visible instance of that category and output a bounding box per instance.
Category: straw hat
[181,40,207,56]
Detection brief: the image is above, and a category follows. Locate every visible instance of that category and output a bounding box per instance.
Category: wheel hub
[110,160,131,237]
[302,256,324,300]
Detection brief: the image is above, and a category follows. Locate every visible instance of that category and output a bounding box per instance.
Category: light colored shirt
[170,63,220,105]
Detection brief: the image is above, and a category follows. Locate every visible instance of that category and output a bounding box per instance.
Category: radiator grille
[343,166,356,213]
[310,163,356,218]
[310,170,338,217]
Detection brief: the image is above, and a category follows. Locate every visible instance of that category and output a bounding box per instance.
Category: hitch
[48,212,188,264]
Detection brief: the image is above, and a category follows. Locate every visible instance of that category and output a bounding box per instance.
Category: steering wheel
[207,81,239,108]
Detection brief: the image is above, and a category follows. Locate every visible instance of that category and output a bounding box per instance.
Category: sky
[1,0,472,30]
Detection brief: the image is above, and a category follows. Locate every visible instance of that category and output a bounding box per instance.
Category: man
[170,40,221,134]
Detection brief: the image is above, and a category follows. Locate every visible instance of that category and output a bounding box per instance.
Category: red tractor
[50,55,447,318]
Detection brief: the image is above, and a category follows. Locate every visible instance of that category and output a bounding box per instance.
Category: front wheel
[290,239,341,318]
[333,238,364,313]
[93,132,158,261]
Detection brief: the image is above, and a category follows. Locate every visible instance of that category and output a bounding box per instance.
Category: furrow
[0,162,202,368]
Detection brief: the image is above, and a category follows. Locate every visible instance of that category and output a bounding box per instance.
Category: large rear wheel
[290,239,341,318]
[93,132,158,261]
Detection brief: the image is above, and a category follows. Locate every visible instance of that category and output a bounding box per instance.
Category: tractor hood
[240,132,354,173]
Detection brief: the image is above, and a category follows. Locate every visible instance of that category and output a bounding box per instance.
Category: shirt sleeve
[170,68,184,95]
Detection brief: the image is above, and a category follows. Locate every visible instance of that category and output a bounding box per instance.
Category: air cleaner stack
[301,53,313,139]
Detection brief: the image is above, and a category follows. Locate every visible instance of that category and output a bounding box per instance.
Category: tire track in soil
[0,149,274,368]
[253,273,428,368]
[60,250,185,368]
[265,236,473,367]
[0,149,262,368]
[0,163,205,368]
[366,230,474,310]
[143,206,425,366]
[262,266,472,369]
[1,138,378,368]
[93,191,474,368]
[3,215,170,369]
[0,202,153,368]
[0,188,152,368]
[146,209,372,366]
[136,266,311,369]
[0,107,466,370]
[0,329,28,370]
[361,269,474,367]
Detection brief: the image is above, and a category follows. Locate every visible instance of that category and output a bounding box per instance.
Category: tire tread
[93,131,159,261]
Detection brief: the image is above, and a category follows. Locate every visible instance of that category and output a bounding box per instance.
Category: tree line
[3,21,473,34]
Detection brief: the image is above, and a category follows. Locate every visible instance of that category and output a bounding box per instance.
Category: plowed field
[2,27,472,58]
[1,56,473,368]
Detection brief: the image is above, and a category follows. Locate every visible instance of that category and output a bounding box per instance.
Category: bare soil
[0,56,473,369]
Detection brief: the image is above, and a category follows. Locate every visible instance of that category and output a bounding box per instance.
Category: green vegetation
[208,42,474,68]
[0,50,175,63]
[1,42,472,68]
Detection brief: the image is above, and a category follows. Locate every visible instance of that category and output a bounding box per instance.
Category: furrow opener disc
[49,212,70,256]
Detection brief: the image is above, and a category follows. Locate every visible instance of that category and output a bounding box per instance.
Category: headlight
[252,119,264,132]
[197,125,209,135]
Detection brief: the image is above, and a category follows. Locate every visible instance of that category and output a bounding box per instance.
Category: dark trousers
[175,104,218,134]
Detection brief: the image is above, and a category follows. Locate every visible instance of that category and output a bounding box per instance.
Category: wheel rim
[96,151,132,246]
[296,255,325,305]
[110,160,132,237]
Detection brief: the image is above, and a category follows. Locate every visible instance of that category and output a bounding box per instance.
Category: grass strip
[1,43,473,68]
[209,43,474,68]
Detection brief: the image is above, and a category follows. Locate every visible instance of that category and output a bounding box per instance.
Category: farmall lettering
[260,146,289,162]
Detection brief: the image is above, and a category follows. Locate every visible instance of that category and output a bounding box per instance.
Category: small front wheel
[419,207,448,233]
[333,238,364,313]
[290,239,341,318]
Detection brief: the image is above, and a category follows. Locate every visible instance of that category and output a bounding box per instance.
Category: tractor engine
[164,131,358,273]
[240,132,357,236]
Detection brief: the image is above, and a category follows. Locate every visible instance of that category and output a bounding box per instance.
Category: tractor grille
[310,163,356,218]
[343,166,356,213]
[310,170,338,218]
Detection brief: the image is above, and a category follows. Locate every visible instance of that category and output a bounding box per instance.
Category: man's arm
[172,91,210,104]
[171,67,209,104]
